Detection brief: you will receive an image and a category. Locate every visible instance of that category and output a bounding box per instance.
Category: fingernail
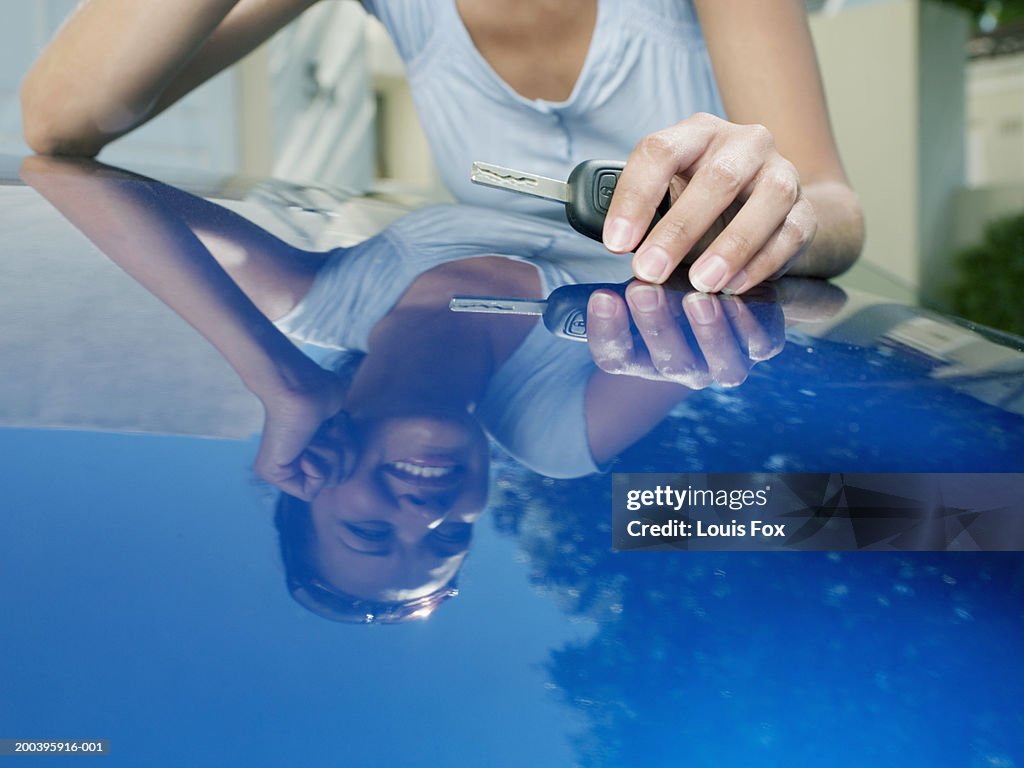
[690,254,728,293]
[634,245,670,283]
[590,292,617,319]
[686,294,718,326]
[720,295,741,319]
[604,217,635,252]
[630,284,661,312]
[721,269,748,295]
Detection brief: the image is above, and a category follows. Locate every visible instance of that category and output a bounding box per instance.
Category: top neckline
[446,0,607,111]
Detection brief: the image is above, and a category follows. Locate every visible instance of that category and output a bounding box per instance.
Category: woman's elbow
[827,187,866,277]
[795,181,866,280]
[20,77,103,157]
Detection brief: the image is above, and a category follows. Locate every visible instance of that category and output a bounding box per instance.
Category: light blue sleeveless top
[363,0,725,218]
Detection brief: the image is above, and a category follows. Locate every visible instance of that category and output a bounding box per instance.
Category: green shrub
[948,210,1024,336]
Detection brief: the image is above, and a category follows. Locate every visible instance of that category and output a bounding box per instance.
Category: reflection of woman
[23,157,824,621]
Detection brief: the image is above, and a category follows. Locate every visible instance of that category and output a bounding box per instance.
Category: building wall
[917,0,969,305]
[967,51,1024,186]
[367,19,441,191]
[811,1,918,293]
[266,2,374,190]
[949,42,1024,310]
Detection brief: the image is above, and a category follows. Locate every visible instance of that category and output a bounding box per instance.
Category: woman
[20,0,864,295]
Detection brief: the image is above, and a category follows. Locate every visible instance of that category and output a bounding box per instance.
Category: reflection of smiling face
[310,413,489,602]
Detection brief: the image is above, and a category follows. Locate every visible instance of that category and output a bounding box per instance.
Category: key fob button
[595,171,618,213]
[562,309,588,339]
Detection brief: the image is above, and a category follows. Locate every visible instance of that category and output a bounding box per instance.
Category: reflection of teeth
[392,461,455,479]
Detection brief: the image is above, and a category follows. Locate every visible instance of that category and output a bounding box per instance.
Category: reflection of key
[470,160,672,244]
[449,282,628,342]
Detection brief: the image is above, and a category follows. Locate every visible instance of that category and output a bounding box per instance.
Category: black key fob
[565,160,673,243]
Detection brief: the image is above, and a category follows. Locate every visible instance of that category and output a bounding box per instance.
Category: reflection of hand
[602,113,816,294]
[253,369,349,502]
[586,281,786,389]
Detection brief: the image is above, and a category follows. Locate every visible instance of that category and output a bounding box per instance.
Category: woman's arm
[603,0,864,292]
[21,0,318,156]
[696,0,864,279]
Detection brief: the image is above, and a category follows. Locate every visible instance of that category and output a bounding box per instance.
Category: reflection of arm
[585,375,690,466]
[21,0,317,156]
[20,156,324,398]
[140,180,324,320]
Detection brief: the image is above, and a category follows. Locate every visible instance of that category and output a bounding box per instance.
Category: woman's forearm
[20,0,315,157]
[22,0,241,156]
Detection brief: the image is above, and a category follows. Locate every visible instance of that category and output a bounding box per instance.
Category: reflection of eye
[431,523,472,546]
[344,522,393,542]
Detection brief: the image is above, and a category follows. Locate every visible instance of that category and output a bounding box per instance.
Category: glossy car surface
[1,156,1022,767]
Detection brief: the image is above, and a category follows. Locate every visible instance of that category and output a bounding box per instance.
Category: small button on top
[595,171,618,213]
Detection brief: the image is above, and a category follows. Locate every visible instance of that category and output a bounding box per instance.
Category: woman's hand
[253,367,349,502]
[585,277,847,389]
[586,281,785,389]
[602,112,817,295]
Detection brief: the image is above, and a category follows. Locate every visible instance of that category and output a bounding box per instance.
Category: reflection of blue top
[362,0,724,216]
[275,205,634,478]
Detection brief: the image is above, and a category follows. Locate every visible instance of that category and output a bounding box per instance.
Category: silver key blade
[449,296,547,316]
[470,161,569,203]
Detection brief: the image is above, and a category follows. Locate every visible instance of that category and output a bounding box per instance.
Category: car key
[470,160,673,245]
[449,282,629,342]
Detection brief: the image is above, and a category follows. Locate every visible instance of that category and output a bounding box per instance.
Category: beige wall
[811,1,921,291]
[954,184,1024,250]
[917,1,969,305]
[366,19,441,190]
[967,52,1024,185]
[957,48,1024,254]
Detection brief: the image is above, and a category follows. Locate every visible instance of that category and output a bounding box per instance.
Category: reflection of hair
[274,490,459,624]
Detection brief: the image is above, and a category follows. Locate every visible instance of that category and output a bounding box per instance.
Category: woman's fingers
[682,294,750,387]
[626,283,709,388]
[603,114,815,293]
[586,281,791,389]
[586,289,642,375]
[685,160,801,293]
[602,114,717,254]
[636,139,769,284]
[254,393,351,500]
[713,193,817,295]
[720,294,785,362]
[587,287,692,382]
